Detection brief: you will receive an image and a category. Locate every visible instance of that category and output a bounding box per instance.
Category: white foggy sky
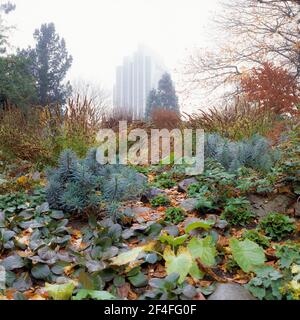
[5,0,221,109]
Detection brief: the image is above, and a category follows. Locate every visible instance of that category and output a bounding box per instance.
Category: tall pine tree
[19,23,73,106]
[145,72,179,119]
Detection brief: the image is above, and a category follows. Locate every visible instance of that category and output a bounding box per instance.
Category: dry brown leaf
[71,230,82,239]
[217,236,229,247]
[5,289,16,300]
[152,264,167,278]
[64,265,75,276]
[128,289,138,300]
[16,249,34,258]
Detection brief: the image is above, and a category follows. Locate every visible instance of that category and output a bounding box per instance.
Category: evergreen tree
[19,23,73,106]
[145,88,159,119]
[157,73,179,112]
[145,72,179,119]
[0,55,37,108]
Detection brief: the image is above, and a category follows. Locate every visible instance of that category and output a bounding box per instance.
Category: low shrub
[278,127,300,196]
[195,196,215,212]
[150,108,182,130]
[165,207,186,224]
[153,172,176,189]
[46,149,147,216]
[259,212,296,241]
[150,195,171,208]
[0,106,54,165]
[0,96,104,166]
[204,133,279,173]
[221,197,255,226]
[242,229,271,249]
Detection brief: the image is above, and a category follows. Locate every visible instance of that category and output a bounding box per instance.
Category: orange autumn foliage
[151,108,182,130]
[241,62,300,115]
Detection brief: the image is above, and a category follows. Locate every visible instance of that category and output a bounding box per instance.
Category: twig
[196,258,228,283]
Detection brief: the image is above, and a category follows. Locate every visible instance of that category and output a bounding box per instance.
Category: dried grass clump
[184,98,277,140]
[0,96,106,164]
[0,106,54,164]
[101,109,134,131]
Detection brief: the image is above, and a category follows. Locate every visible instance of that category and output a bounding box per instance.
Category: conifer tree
[19,23,73,106]
[145,72,179,119]
[157,73,179,112]
[145,88,159,119]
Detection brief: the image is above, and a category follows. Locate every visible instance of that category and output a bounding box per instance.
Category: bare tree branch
[181,0,300,102]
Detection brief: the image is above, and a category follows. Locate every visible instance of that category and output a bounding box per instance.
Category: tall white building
[113,45,166,120]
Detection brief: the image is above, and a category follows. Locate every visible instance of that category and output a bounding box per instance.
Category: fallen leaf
[152,264,167,278]
[5,289,16,300]
[128,290,138,300]
[71,230,82,239]
[217,236,229,247]
[64,265,75,276]
[111,242,156,266]
[16,249,34,258]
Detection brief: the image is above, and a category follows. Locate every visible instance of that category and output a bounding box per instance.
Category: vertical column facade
[114,46,166,120]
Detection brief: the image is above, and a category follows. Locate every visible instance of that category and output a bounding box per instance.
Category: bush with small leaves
[242,230,271,249]
[195,196,215,212]
[150,195,171,208]
[165,207,186,224]
[275,242,300,269]
[245,265,284,300]
[221,197,255,226]
[153,172,176,189]
[259,212,296,241]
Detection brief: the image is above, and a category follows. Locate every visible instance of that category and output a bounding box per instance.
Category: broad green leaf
[188,236,217,267]
[110,242,155,266]
[245,285,266,300]
[163,246,193,284]
[189,261,204,280]
[72,289,116,300]
[230,238,266,273]
[159,234,188,247]
[31,264,50,280]
[185,220,214,234]
[51,262,69,276]
[0,254,24,271]
[128,272,148,288]
[44,282,76,300]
